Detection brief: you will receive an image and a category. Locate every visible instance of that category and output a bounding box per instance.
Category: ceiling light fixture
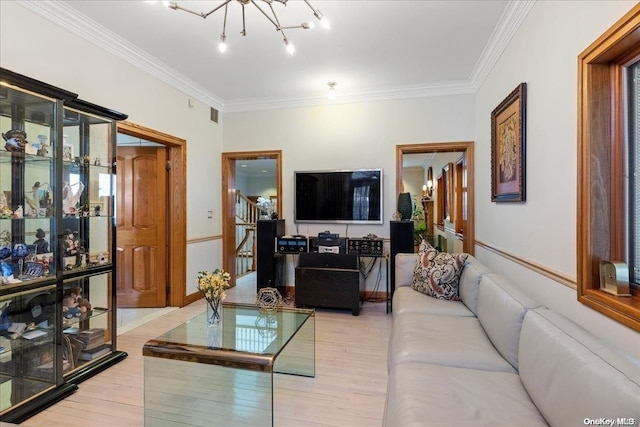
[327,82,337,100]
[164,0,330,55]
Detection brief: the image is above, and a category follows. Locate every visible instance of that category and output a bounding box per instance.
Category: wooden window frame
[454,156,464,236]
[577,4,640,331]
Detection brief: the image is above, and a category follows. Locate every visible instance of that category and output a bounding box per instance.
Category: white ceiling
[22,1,533,112]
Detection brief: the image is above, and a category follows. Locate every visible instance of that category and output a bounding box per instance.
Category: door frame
[222,150,282,287]
[117,121,187,307]
[396,142,475,255]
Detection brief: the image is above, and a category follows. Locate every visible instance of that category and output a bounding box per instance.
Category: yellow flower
[197,269,231,303]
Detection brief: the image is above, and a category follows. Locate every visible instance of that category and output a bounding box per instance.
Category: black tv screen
[294,169,383,224]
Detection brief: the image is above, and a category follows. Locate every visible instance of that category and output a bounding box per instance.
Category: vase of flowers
[197,269,231,326]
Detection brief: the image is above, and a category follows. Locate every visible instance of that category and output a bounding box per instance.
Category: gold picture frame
[491,83,526,202]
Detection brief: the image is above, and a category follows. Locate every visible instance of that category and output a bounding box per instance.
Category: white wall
[0,2,224,296]
[223,95,476,290]
[402,166,425,202]
[475,0,640,356]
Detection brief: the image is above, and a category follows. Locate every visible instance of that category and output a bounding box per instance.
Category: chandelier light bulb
[218,34,227,53]
[284,38,295,55]
[320,16,330,30]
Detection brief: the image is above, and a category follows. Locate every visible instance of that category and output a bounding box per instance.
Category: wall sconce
[423,166,433,199]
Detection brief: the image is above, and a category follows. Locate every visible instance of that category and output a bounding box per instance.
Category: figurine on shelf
[0,193,12,219]
[62,181,85,214]
[63,229,78,257]
[2,129,27,152]
[26,181,41,216]
[62,290,82,319]
[94,157,101,166]
[63,287,91,320]
[37,142,50,157]
[33,228,49,254]
[13,205,23,219]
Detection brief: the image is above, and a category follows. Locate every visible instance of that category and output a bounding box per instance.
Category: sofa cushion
[412,250,468,300]
[457,255,492,316]
[519,309,640,427]
[395,253,419,289]
[388,312,516,373]
[477,274,543,371]
[392,287,474,317]
[383,362,547,427]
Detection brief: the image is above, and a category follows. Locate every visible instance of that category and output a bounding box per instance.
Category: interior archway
[222,150,282,287]
[396,142,475,255]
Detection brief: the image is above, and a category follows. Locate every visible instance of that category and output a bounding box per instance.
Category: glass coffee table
[143,302,315,426]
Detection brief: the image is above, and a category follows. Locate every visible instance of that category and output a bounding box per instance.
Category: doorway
[221,151,282,287]
[116,122,187,308]
[396,142,475,254]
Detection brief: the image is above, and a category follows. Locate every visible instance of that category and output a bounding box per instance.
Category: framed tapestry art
[491,82,526,202]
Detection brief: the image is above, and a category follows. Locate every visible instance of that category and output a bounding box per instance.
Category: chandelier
[159,0,330,55]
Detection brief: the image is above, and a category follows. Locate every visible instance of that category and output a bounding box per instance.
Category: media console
[294,252,364,315]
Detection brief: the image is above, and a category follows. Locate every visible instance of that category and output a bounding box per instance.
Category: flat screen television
[294,169,383,224]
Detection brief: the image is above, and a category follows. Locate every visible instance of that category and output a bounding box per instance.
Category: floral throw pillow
[412,244,468,300]
[414,239,438,272]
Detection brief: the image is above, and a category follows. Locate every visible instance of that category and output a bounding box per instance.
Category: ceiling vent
[210,107,219,124]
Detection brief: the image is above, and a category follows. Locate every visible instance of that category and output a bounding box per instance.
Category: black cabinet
[294,253,363,315]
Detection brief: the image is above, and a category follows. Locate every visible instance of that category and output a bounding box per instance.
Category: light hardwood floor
[18,276,392,426]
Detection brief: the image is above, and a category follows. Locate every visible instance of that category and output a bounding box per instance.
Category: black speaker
[256,219,285,293]
[389,220,414,310]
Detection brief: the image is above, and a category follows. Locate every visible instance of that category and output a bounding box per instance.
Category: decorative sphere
[256,287,283,313]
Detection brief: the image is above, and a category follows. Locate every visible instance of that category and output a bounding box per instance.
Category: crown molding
[17,0,225,112]
[18,0,534,113]
[223,80,476,113]
[469,0,536,91]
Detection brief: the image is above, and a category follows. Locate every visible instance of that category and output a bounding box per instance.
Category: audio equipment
[318,245,340,254]
[256,219,285,293]
[318,231,339,239]
[276,235,309,254]
[347,237,384,257]
[389,220,414,310]
[309,237,347,254]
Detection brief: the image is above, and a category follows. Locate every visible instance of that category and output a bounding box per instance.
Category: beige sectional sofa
[383,253,640,426]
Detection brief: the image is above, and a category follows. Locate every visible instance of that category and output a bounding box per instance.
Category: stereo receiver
[347,237,384,257]
[276,236,309,254]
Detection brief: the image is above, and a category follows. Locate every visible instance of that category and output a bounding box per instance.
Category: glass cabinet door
[0,284,58,412]
[0,86,58,289]
[61,107,114,274]
[62,272,112,373]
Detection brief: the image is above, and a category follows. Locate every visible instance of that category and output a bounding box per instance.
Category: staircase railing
[235,192,258,277]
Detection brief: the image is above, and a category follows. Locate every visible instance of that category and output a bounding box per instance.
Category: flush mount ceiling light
[327,82,337,99]
[162,0,330,55]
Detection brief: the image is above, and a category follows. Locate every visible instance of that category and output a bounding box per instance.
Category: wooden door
[116,146,167,308]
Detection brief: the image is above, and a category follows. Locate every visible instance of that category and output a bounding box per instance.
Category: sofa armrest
[395,253,418,288]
